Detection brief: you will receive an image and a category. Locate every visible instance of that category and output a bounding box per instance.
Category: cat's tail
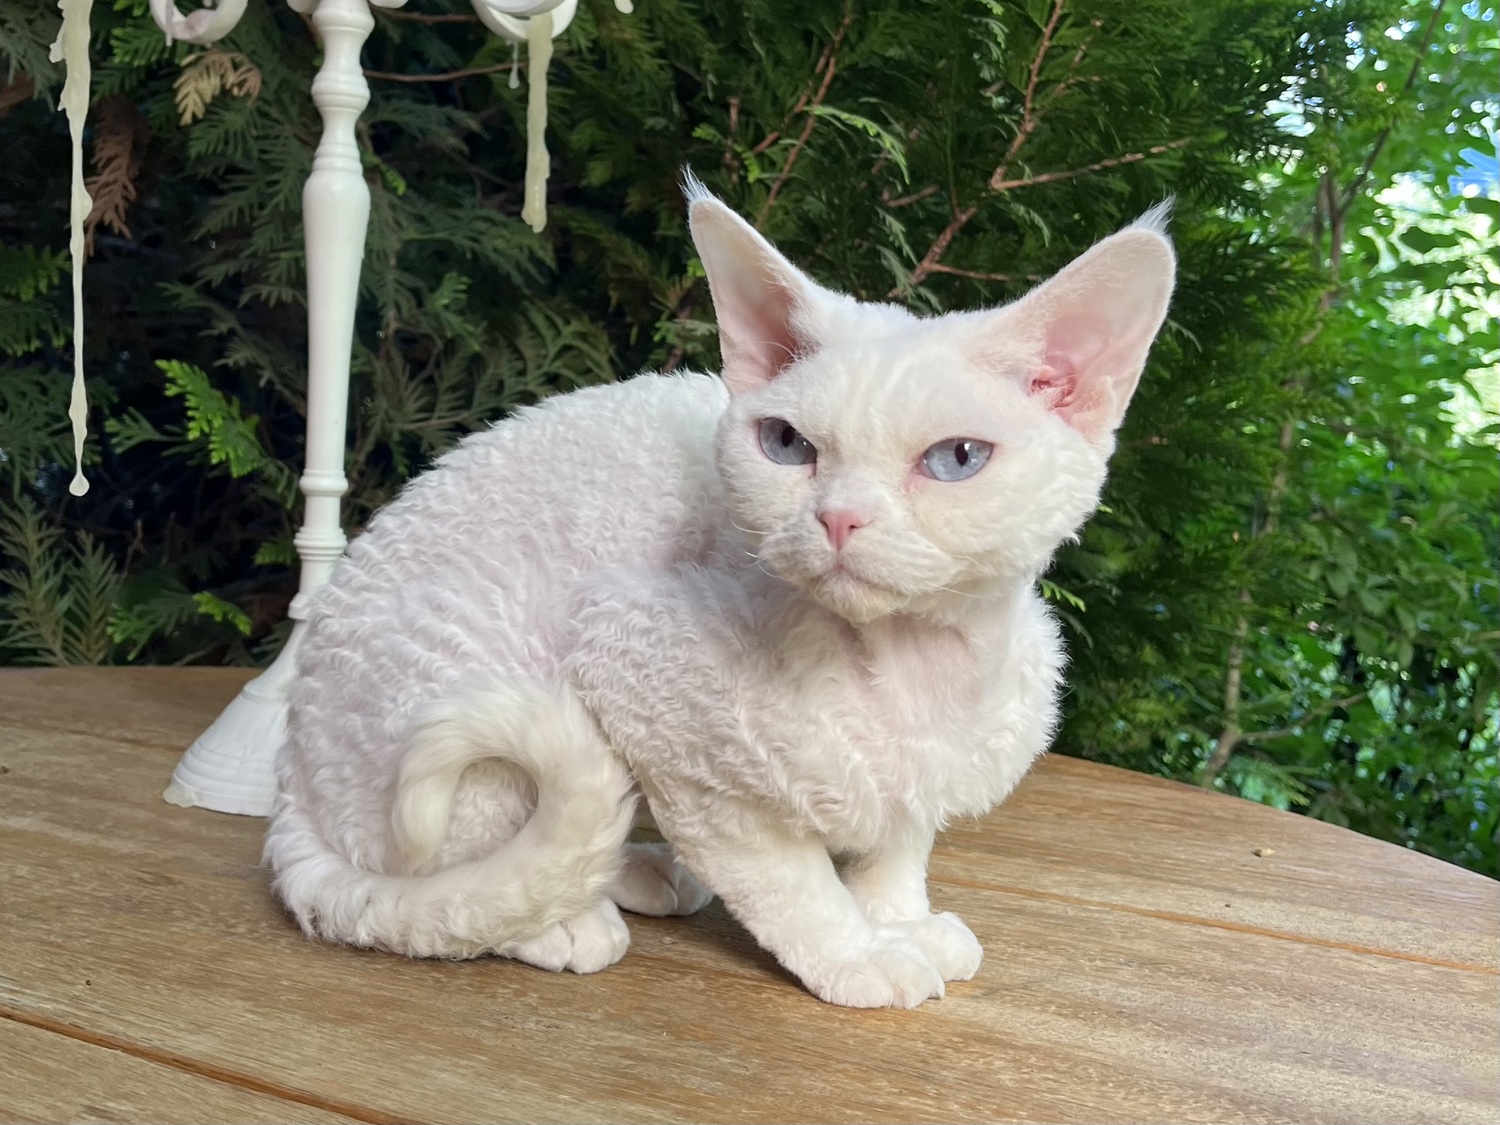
[264,683,635,959]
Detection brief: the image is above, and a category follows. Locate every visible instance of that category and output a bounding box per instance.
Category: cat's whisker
[753,559,785,583]
[931,582,987,600]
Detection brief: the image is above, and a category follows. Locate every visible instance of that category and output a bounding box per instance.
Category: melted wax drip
[51,0,95,497]
[520,10,553,234]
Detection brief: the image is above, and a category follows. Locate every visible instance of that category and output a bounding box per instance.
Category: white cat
[265,179,1175,1009]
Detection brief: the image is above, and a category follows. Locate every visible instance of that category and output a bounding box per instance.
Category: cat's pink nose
[818,509,867,552]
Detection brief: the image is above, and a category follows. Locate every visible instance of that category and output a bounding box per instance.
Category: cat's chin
[809,568,910,626]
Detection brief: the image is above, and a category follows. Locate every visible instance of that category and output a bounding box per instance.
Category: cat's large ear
[1000,207,1176,448]
[685,175,826,395]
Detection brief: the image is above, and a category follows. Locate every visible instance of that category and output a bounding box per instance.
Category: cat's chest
[776,612,985,742]
[762,603,1052,840]
[853,619,983,736]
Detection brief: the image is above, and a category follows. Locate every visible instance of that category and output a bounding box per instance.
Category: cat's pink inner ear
[714,268,802,391]
[1028,358,1076,411]
[1017,226,1176,446]
[689,199,818,395]
[1028,315,1124,431]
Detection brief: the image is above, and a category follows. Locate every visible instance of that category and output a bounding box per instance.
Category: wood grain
[0,666,255,755]
[0,1019,358,1124]
[1,668,1495,1124]
[934,756,1498,968]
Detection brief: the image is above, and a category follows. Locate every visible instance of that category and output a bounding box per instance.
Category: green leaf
[808,105,910,183]
[103,408,173,453]
[1039,577,1087,612]
[253,538,297,568]
[193,592,252,636]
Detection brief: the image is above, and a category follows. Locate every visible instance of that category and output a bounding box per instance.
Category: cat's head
[688,180,1175,626]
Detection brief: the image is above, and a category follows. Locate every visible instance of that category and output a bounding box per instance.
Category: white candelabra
[130,0,584,815]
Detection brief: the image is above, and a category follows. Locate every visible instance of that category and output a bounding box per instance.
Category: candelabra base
[162,627,302,817]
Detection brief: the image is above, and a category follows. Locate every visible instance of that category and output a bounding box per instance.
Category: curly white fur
[264,186,1174,1007]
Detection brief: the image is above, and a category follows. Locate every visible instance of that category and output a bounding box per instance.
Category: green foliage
[105,359,300,503]
[0,3,58,86]
[0,0,1493,873]
[0,365,79,497]
[0,498,121,665]
[0,245,69,357]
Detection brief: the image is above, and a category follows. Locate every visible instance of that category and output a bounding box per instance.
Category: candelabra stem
[165,0,379,815]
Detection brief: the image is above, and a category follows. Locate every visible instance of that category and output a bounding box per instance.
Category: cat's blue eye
[921,438,993,482]
[758,418,817,466]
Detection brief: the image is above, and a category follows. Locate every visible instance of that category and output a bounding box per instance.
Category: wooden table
[1,668,1495,1124]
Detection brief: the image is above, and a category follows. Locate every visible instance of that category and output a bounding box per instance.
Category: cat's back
[296,372,729,713]
[439,368,726,493]
[332,370,725,585]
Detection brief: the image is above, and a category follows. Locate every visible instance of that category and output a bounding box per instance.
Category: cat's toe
[609,842,714,916]
[807,943,945,1008]
[507,899,630,975]
[562,898,631,973]
[881,912,983,982]
[508,924,574,973]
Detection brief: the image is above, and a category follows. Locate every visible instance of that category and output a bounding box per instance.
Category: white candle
[50,0,95,497]
[520,9,553,234]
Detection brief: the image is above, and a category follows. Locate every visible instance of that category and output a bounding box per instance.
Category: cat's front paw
[804,941,946,1009]
[879,912,982,982]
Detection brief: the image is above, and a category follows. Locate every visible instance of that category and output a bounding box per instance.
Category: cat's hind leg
[608,841,714,916]
[506,896,630,974]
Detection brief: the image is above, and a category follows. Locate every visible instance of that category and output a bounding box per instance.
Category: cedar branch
[754,4,854,230]
[993,0,1069,185]
[85,96,152,255]
[899,0,1050,292]
[926,263,1040,283]
[882,185,940,208]
[897,2,1186,295]
[174,50,261,126]
[988,138,1189,192]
